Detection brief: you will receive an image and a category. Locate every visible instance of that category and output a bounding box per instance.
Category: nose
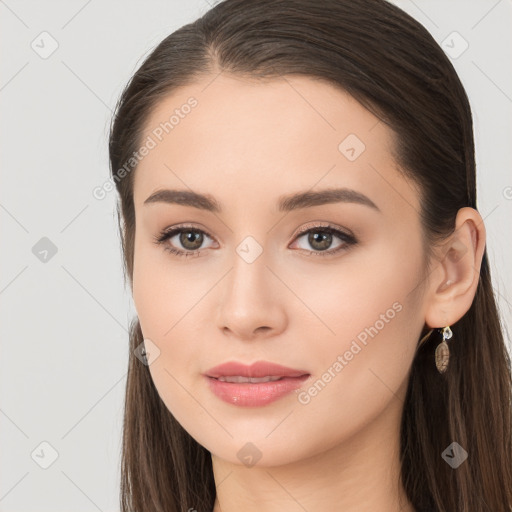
[215,243,288,342]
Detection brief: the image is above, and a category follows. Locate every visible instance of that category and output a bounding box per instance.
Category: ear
[424,207,486,328]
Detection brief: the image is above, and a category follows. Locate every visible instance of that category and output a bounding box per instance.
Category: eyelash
[153,223,357,259]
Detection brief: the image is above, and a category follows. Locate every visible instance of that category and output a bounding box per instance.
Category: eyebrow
[143,187,380,212]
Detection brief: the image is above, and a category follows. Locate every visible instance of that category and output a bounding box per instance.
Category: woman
[108,0,512,510]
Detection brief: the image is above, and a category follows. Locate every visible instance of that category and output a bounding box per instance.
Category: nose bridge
[228,233,271,301]
[216,231,287,338]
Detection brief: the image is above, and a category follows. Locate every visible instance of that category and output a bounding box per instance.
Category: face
[132,73,429,466]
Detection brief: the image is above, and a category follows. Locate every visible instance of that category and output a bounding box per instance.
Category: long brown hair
[108,1,512,510]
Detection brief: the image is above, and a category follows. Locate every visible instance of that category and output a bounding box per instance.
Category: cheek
[132,246,207,424]
[132,238,197,340]
[132,239,212,382]
[288,241,424,396]
[287,242,422,341]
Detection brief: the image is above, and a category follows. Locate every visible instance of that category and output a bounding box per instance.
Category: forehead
[133,73,418,216]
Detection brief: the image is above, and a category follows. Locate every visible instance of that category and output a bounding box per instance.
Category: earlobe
[424,207,486,329]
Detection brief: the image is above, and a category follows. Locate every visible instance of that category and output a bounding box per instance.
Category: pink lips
[204,361,310,407]
[206,361,308,379]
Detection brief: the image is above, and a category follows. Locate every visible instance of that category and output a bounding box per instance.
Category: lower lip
[205,375,310,407]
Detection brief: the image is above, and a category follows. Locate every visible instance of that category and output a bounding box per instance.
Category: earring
[435,326,452,374]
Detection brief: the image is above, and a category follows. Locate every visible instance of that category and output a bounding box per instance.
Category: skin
[131,73,486,512]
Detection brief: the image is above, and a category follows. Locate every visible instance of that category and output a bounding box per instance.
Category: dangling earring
[435,326,452,374]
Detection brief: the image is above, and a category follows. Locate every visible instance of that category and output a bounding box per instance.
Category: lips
[204,361,311,406]
[205,360,309,379]
[204,361,309,407]
[217,375,283,383]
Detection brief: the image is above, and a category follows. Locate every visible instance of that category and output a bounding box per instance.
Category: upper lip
[205,361,309,379]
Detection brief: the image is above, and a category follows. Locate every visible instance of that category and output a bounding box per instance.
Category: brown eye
[179,230,204,250]
[292,225,356,257]
[154,226,215,258]
[307,230,333,251]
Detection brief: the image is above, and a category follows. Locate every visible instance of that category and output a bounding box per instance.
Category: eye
[153,222,357,259]
[290,223,357,257]
[153,225,216,258]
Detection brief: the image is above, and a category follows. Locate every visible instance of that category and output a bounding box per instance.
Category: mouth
[212,375,301,383]
[203,360,310,406]
[204,372,310,407]
[205,360,309,379]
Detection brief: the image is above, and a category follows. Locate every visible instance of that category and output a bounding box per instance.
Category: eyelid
[155,221,357,258]
[155,221,353,243]
[154,223,217,246]
[156,222,210,236]
[289,222,357,257]
[292,220,355,239]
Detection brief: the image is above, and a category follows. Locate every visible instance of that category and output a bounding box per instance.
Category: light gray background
[1,1,511,510]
